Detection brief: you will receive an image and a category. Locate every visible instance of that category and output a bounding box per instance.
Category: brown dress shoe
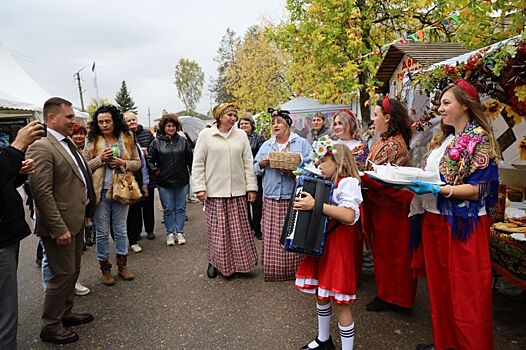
[40,327,79,344]
[62,312,94,327]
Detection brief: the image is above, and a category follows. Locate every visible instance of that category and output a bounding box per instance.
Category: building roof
[375,43,470,91]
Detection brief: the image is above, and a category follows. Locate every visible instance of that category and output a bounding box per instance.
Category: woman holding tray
[332,109,368,171]
[254,108,312,281]
[362,97,417,312]
[192,102,258,279]
[406,80,499,350]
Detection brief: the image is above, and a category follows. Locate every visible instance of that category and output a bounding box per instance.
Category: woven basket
[268,151,302,170]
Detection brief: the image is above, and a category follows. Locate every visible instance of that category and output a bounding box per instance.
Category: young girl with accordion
[294,142,362,350]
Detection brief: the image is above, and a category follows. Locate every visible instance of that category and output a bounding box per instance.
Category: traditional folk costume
[362,133,418,309]
[295,177,363,303]
[192,117,259,277]
[254,132,313,281]
[410,121,498,350]
[334,139,369,171]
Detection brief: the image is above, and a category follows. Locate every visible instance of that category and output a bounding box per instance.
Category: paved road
[16,200,526,349]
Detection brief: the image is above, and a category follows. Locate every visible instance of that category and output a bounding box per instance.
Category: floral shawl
[366,133,410,170]
[352,141,369,171]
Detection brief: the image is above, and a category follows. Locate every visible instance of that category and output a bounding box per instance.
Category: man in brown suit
[27,97,96,345]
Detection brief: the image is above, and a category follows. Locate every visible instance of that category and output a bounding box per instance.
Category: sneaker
[130,244,143,253]
[75,282,91,296]
[176,233,186,245]
[166,234,175,246]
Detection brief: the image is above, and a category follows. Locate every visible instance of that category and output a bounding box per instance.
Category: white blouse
[334,139,361,152]
[331,177,363,225]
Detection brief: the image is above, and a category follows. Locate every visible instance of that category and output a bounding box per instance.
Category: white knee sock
[316,302,332,342]
[339,322,355,350]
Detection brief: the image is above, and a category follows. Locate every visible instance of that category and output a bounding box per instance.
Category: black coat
[247,131,265,157]
[0,146,31,248]
[147,133,193,188]
[134,125,156,187]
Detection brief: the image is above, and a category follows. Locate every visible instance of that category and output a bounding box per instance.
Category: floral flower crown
[312,135,337,159]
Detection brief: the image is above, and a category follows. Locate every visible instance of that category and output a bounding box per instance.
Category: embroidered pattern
[439,121,491,185]
[366,133,409,170]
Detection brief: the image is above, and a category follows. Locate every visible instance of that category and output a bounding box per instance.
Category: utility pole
[74,67,85,111]
[148,108,151,129]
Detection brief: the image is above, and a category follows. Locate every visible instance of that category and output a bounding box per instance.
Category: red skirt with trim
[295,220,361,304]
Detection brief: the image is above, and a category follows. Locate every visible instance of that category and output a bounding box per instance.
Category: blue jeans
[40,240,53,292]
[158,184,188,235]
[94,190,130,260]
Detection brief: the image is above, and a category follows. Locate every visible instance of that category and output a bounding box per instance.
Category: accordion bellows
[280,175,334,256]
[268,151,302,170]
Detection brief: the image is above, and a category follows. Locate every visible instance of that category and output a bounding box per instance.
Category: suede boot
[116,254,134,281]
[99,260,115,286]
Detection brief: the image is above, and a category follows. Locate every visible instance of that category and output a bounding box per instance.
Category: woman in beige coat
[192,102,258,279]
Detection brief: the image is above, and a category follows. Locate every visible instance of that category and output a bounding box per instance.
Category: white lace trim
[295,277,356,303]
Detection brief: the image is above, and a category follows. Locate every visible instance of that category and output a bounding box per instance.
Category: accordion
[280,175,334,256]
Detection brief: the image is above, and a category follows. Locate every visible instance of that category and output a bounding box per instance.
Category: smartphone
[37,122,47,137]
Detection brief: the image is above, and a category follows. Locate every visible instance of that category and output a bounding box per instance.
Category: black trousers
[248,176,263,234]
[126,188,155,245]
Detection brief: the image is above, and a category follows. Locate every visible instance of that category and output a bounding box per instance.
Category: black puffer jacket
[135,125,154,148]
[0,146,31,248]
[147,133,193,188]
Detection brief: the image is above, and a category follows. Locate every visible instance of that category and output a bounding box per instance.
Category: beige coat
[27,133,94,238]
[84,131,140,205]
[192,125,257,197]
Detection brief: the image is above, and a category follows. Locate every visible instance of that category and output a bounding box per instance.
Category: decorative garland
[410,38,526,117]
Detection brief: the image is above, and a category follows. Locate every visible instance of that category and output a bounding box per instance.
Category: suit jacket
[27,133,95,239]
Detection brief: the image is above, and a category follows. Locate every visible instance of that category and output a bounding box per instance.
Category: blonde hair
[333,111,361,141]
[123,111,137,121]
[327,144,361,182]
[428,84,500,160]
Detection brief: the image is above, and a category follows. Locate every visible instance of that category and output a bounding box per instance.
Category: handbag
[112,168,142,204]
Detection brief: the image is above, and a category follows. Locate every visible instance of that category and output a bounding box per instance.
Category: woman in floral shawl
[407,80,499,350]
[362,97,417,312]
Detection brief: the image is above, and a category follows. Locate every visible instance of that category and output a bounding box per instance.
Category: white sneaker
[130,244,143,253]
[75,281,91,296]
[176,233,186,245]
[166,234,175,246]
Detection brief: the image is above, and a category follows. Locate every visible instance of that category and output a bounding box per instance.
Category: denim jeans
[158,184,188,235]
[94,189,130,260]
[40,240,53,292]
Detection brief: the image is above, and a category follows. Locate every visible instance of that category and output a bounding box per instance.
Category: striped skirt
[205,196,258,277]
[262,198,303,281]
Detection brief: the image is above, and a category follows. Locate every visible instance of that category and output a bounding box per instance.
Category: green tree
[271,0,525,122]
[225,26,290,113]
[86,97,111,118]
[114,81,137,114]
[210,28,240,104]
[174,58,205,112]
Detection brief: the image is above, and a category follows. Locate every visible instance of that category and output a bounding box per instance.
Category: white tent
[0,40,87,121]
[280,96,358,115]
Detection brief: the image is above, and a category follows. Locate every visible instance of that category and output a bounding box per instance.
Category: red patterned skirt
[205,196,258,276]
[295,220,360,304]
[262,198,303,281]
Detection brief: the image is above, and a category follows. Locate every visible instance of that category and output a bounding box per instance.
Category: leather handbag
[112,168,142,204]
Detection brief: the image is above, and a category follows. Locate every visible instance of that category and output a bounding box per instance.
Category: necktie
[63,137,96,206]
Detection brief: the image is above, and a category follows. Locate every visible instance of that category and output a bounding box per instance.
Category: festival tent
[279,96,359,138]
[0,41,87,132]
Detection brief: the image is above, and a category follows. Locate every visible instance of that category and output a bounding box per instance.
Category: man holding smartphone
[27,97,96,345]
[0,120,43,350]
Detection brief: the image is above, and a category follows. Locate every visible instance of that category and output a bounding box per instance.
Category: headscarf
[212,102,238,120]
[268,108,292,127]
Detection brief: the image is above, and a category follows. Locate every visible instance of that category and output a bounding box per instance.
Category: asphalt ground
[15,198,526,350]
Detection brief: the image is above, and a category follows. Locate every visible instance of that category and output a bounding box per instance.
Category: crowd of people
[1,78,499,350]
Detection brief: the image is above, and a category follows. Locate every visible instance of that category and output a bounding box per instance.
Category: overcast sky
[0,0,286,126]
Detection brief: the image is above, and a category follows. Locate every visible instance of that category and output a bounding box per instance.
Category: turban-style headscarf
[212,102,238,120]
[268,108,292,127]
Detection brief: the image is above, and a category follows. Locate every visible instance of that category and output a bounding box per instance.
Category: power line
[9,50,75,71]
